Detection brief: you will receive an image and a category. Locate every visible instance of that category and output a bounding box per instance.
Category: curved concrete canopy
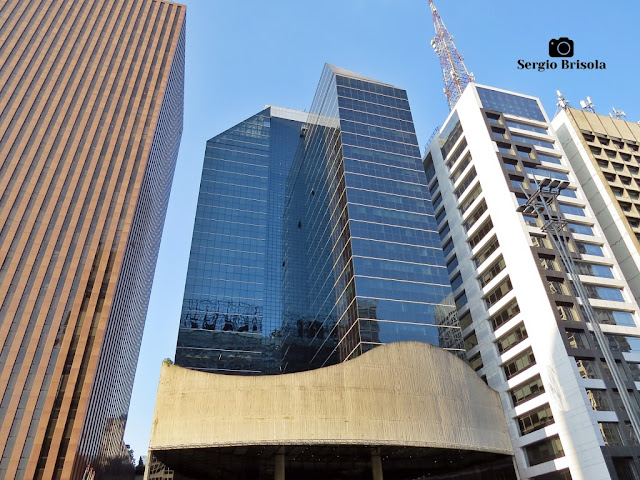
[149,341,512,456]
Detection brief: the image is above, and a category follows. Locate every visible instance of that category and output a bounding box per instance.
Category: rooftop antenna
[428,0,474,110]
[556,90,569,112]
[610,107,626,119]
[579,96,595,113]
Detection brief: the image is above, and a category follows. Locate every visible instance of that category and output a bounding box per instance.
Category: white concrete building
[424,84,640,480]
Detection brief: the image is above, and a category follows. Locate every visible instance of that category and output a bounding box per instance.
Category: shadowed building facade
[0,0,185,478]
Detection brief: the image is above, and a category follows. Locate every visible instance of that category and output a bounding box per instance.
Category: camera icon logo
[549,37,574,57]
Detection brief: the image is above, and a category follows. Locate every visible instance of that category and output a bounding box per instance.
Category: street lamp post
[517,176,640,443]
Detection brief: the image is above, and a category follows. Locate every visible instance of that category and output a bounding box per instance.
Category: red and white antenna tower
[428,0,474,110]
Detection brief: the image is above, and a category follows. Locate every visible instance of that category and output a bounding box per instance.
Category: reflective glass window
[506,120,548,134]
[491,298,520,330]
[446,255,458,275]
[477,87,545,121]
[586,389,612,411]
[443,239,454,257]
[458,310,472,330]
[559,203,585,217]
[584,285,624,302]
[445,140,468,169]
[574,262,613,278]
[525,166,568,180]
[503,348,536,379]
[438,222,450,241]
[474,236,499,268]
[450,153,472,183]
[464,200,487,231]
[567,222,593,235]
[479,256,506,288]
[576,242,604,257]
[497,323,528,354]
[599,423,624,446]
[576,359,600,379]
[525,436,565,466]
[451,273,463,291]
[455,291,468,310]
[440,122,463,159]
[468,219,493,249]
[454,168,477,198]
[518,404,554,435]
[485,277,513,308]
[510,375,545,406]
[512,134,554,150]
[593,309,636,327]
[607,335,640,353]
[459,184,482,214]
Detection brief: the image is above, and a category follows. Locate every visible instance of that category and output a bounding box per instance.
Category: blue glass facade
[282,65,463,371]
[176,65,463,375]
[176,107,306,373]
[476,87,546,122]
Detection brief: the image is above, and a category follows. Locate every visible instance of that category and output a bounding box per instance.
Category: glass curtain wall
[282,65,463,372]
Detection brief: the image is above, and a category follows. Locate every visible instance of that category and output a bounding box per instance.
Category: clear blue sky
[124,0,640,459]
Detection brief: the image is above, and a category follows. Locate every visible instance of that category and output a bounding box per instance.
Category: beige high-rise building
[554,108,640,305]
[0,1,185,479]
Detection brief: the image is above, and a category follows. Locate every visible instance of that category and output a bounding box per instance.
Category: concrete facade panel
[149,342,512,455]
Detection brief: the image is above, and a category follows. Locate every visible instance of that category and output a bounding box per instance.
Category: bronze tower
[0,0,185,478]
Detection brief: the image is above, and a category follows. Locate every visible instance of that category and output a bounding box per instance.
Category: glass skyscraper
[282,65,463,371]
[176,106,307,373]
[176,65,463,375]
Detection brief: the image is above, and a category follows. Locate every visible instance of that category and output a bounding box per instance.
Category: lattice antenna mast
[428,0,474,110]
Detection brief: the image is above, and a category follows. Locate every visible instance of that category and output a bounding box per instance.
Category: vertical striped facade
[0,0,185,478]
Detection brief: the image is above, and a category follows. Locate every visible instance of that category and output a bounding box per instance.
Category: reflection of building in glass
[146,455,174,480]
[281,65,463,372]
[175,106,306,374]
[176,65,464,375]
[425,84,640,479]
[357,299,381,345]
[0,1,185,478]
[434,293,461,350]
